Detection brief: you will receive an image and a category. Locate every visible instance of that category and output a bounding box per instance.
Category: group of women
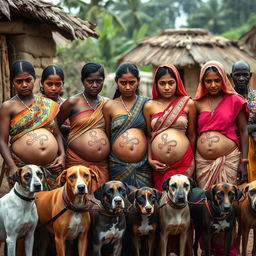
[0,59,249,195]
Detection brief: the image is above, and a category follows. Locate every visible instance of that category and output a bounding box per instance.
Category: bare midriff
[112,128,147,163]
[151,128,189,164]
[11,128,58,165]
[69,128,110,162]
[197,131,236,160]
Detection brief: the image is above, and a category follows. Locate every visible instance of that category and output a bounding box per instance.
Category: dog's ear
[153,188,163,203]
[127,189,138,204]
[57,169,67,185]
[123,183,136,196]
[242,184,250,198]
[206,184,216,201]
[89,168,99,184]
[94,184,105,201]
[188,177,197,190]
[233,185,242,201]
[11,168,22,184]
[162,178,171,191]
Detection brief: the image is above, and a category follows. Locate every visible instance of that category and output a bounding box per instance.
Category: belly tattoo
[88,130,107,151]
[158,133,177,153]
[26,131,49,146]
[119,132,139,151]
[201,133,220,147]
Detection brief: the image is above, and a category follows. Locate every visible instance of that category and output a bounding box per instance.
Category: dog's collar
[62,187,90,212]
[205,201,231,220]
[167,195,187,209]
[14,188,35,202]
[98,203,124,217]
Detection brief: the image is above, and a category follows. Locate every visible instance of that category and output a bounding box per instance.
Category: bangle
[240,158,249,163]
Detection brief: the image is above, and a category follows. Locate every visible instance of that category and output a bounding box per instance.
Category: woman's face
[157,73,177,99]
[82,71,104,97]
[203,70,223,96]
[42,74,63,100]
[13,72,35,96]
[116,73,139,97]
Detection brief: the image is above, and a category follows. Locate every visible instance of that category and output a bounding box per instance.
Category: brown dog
[35,165,98,256]
[236,181,256,256]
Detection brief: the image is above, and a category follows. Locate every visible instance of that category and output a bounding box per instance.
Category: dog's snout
[224,204,231,211]
[34,183,42,192]
[77,184,85,193]
[114,198,122,205]
[145,206,152,213]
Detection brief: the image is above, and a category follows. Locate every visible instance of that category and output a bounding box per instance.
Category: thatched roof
[0,0,98,40]
[119,28,256,72]
[238,26,256,57]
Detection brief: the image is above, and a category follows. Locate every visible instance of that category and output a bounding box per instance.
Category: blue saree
[109,96,153,188]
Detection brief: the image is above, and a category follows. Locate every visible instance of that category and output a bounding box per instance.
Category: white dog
[0,164,44,256]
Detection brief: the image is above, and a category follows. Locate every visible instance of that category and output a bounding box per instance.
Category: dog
[91,180,131,256]
[195,182,241,256]
[236,181,256,256]
[126,186,162,256]
[0,164,44,256]
[158,174,191,256]
[35,165,98,256]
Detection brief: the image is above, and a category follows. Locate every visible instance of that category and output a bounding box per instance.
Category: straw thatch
[238,26,256,57]
[119,28,256,73]
[0,0,98,40]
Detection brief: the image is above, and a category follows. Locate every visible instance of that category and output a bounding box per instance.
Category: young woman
[143,64,196,191]
[103,62,152,187]
[57,62,109,193]
[195,60,248,190]
[0,60,65,187]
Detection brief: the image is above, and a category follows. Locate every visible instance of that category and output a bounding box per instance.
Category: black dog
[189,182,241,256]
[91,180,131,256]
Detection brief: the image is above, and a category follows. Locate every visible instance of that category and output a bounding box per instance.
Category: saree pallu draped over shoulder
[66,98,109,193]
[109,96,152,188]
[151,96,194,191]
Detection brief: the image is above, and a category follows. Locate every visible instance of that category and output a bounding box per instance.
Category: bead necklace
[82,92,100,110]
[120,95,136,117]
[16,95,34,112]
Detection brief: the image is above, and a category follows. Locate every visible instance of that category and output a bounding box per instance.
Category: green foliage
[220,24,250,40]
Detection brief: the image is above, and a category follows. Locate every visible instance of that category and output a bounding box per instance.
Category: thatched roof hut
[238,26,256,57]
[0,0,98,102]
[119,28,256,97]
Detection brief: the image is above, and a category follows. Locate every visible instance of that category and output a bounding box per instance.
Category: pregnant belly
[197,131,236,160]
[11,128,58,166]
[112,128,147,163]
[151,129,189,164]
[69,128,110,162]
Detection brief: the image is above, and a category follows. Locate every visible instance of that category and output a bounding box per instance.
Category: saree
[109,96,153,188]
[6,96,60,190]
[151,96,194,191]
[66,98,109,193]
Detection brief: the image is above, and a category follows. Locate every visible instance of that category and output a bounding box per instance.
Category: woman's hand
[237,162,248,185]
[148,158,168,174]
[50,154,65,174]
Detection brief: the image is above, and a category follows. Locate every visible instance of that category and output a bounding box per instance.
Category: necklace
[82,92,100,110]
[120,95,136,117]
[208,96,222,115]
[16,95,34,112]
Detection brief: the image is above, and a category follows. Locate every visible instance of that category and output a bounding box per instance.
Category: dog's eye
[24,173,31,180]
[249,190,256,196]
[184,183,189,189]
[171,184,177,190]
[37,171,43,178]
[217,191,224,198]
[70,174,76,179]
[107,188,114,194]
[83,173,89,178]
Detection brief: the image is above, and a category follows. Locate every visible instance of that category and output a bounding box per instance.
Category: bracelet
[240,158,249,163]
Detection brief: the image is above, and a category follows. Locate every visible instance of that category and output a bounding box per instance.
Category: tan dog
[236,181,256,256]
[159,174,191,256]
[35,165,98,256]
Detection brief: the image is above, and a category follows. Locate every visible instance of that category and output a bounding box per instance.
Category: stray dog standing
[126,187,162,256]
[91,180,131,256]
[236,180,256,256]
[159,174,191,256]
[0,164,43,256]
[35,165,98,256]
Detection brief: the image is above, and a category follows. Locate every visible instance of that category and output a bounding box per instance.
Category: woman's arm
[102,101,112,138]
[57,98,73,127]
[0,103,18,176]
[236,107,249,184]
[186,99,197,152]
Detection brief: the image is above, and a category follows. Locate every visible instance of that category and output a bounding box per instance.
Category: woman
[0,60,65,187]
[195,60,248,190]
[103,62,152,187]
[57,62,109,193]
[143,64,196,191]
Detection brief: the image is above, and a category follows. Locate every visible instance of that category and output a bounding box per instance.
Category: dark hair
[10,60,36,82]
[41,65,64,83]
[113,62,140,98]
[203,66,221,82]
[81,62,105,82]
[155,67,177,84]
